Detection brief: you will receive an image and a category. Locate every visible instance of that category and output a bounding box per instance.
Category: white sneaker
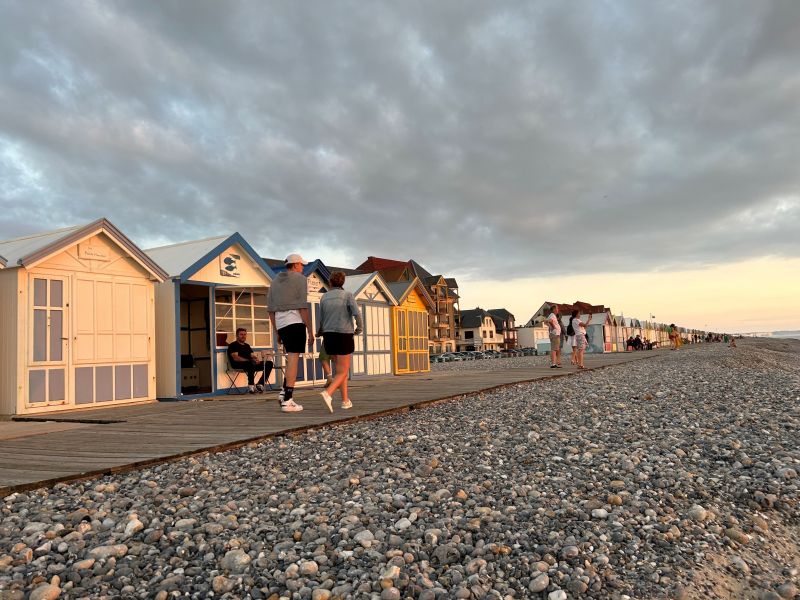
[255,384,264,393]
[281,399,303,412]
[277,389,285,402]
[341,400,353,410]
[320,391,333,413]
[248,385,256,394]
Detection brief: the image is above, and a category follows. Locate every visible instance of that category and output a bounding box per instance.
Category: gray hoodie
[267,271,308,312]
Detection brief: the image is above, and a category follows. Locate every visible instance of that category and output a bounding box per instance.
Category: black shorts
[278,323,307,353]
[322,332,354,356]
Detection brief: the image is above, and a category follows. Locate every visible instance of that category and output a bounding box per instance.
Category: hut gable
[0,218,167,281]
[147,233,273,285]
[344,273,397,305]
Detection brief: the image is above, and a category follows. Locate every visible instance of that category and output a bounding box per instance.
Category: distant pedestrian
[571,310,592,369]
[268,254,315,412]
[545,305,562,368]
[567,313,577,364]
[668,324,678,350]
[318,271,363,412]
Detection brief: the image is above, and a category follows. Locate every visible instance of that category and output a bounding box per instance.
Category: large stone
[221,549,251,573]
[88,544,128,560]
[529,574,549,593]
[29,585,61,600]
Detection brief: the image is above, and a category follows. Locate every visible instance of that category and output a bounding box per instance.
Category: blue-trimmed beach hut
[147,234,275,399]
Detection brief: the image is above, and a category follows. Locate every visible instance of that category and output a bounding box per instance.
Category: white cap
[285,253,308,265]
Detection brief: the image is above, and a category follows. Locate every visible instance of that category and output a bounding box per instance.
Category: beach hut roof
[0,218,167,280]
[0,253,6,268]
[264,258,331,282]
[386,277,433,308]
[146,233,274,282]
[343,272,398,305]
[325,265,366,276]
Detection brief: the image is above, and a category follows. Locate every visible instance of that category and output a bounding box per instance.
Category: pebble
[29,585,61,600]
[0,343,796,600]
[529,573,549,592]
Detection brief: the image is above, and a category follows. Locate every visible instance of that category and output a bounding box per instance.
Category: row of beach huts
[0,218,709,417]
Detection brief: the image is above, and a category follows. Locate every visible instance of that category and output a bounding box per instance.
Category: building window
[215,289,271,348]
[465,331,474,339]
[489,331,494,338]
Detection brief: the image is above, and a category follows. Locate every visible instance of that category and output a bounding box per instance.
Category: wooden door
[27,275,69,407]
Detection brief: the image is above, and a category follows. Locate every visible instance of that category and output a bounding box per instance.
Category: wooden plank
[0,352,663,494]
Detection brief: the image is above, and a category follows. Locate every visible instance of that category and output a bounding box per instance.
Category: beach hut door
[27,276,69,406]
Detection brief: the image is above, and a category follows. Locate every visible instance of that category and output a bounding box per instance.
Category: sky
[1,1,798,333]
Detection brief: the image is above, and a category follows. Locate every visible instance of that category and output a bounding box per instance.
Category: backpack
[567,317,575,336]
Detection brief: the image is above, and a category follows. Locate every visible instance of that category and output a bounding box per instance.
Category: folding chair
[225,354,276,394]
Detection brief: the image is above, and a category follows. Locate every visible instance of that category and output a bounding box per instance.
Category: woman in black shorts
[317,271,363,412]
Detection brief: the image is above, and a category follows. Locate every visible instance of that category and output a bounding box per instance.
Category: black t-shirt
[227,341,253,363]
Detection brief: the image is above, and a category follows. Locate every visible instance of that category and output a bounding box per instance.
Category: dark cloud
[1,0,798,276]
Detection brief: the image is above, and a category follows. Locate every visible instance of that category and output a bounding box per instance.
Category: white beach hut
[343,272,397,377]
[0,219,167,415]
[146,234,275,399]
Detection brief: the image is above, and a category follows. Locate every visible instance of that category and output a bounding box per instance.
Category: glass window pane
[215,303,234,318]
[50,310,63,361]
[217,318,233,338]
[253,333,270,347]
[253,292,267,307]
[253,319,269,333]
[50,280,63,307]
[215,290,233,304]
[34,279,47,307]
[29,370,46,403]
[234,291,252,306]
[33,309,47,362]
[254,306,268,319]
[235,305,252,319]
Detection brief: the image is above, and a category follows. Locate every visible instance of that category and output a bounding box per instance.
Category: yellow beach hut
[386,278,433,374]
[0,219,168,416]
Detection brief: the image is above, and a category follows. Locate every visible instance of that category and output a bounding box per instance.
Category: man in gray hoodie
[268,253,314,412]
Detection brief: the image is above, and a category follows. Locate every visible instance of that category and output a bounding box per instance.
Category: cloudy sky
[1,1,799,331]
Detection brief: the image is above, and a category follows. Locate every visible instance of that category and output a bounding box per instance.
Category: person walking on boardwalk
[268,254,315,412]
[317,271,363,412]
[546,305,563,368]
[566,312,578,364]
[571,309,592,369]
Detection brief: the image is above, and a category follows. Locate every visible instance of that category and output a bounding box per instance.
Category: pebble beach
[1,339,798,600]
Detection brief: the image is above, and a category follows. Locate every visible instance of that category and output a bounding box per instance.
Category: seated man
[227,327,273,393]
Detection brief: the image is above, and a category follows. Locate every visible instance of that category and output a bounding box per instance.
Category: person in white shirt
[267,254,315,412]
[570,309,592,369]
[545,306,562,368]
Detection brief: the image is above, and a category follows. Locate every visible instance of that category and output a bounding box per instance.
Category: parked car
[440,352,461,362]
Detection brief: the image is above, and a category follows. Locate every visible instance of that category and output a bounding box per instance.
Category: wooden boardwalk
[0,352,661,494]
